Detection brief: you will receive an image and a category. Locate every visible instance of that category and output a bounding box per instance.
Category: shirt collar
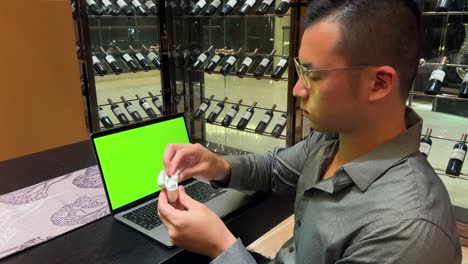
[340,107,422,192]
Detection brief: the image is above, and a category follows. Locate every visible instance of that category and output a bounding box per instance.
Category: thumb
[177,185,199,209]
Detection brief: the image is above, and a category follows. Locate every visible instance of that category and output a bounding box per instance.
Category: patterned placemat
[0,166,110,260]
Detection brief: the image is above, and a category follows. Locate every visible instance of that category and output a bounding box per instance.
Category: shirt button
[296,220,301,227]
[289,246,295,253]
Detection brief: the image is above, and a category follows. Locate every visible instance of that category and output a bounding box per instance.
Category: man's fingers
[163,144,179,174]
[169,147,197,176]
[176,186,199,209]
[157,190,180,223]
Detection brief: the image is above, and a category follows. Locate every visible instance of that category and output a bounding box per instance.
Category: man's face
[293,21,366,133]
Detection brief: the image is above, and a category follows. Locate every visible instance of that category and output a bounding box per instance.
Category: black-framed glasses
[293,57,375,88]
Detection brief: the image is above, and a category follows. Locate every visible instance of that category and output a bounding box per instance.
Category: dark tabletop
[0,140,294,264]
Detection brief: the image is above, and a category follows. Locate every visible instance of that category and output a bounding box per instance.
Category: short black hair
[304,0,421,100]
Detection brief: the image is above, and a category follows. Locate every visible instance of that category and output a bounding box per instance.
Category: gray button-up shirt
[211,107,462,264]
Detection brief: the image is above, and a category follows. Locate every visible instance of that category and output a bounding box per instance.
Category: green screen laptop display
[93,117,190,210]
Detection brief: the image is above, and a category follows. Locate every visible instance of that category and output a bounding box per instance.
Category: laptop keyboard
[122,181,227,230]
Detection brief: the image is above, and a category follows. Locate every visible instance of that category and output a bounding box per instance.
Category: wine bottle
[121,96,143,121]
[108,98,130,124]
[148,91,164,114]
[271,113,287,138]
[116,0,135,15]
[189,0,207,15]
[275,0,290,16]
[192,46,213,69]
[129,45,151,71]
[254,49,276,79]
[446,133,467,176]
[136,94,157,118]
[459,71,468,98]
[142,45,161,69]
[221,99,243,127]
[145,0,158,15]
[204,0,222,15]
[220,48,243,75]
[425,56,448,95]
[131,0,149,15]
[236,101,257,130]
[194,94,215,119]
[220,0,238,16]
[115,46,140,72]
[419,128,433,157]
[87,0,104,15]
[100,47,122,74]
[255,0,273,15]
[239,0,257,15]
[98,106,114,128]
[435,0,454,11]
[207,97,228,123]
[271,56,288,80]
[205,49,225,74]
[92,55,107,75]
[102,0,120,15]
[255,104,276,134]
[236,48,259,77]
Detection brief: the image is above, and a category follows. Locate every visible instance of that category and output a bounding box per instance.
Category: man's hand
[158,185,237,259]
[163,143,231,182]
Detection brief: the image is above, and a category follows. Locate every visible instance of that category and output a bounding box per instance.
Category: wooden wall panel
[0,0,88,161]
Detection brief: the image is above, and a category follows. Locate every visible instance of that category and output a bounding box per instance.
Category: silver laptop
[91,113,252,247]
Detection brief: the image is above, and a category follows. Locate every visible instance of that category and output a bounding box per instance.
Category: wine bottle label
[262,115,272,123]
[123,54,134,62]
[450,148,466,161]
[463,73,468,83]
[199,103,209,112]
[242,112,252,120]
[132,0,142,7]
[113,108,124,116]
[227,108,238,118]
[98,110,108,119]
[147,52,158,61]
[243,57,253,67]
[262,0,273,5]
[197,53,208,62]
[211,55,221,63]
[127,105,137,113]
[260,58,270,67]
[105,55,117,63]
[281,0,290,3]
[92,56,101,64]
[87,0,98,5]
[102,0,113,7]
[277,116,287,126]
[211,0,221,7]
[145,0,156,8]
[136,53,145,61]
[142,102,152,110]
[117,0,127,7]
[429,69,445,82]
[245,0,255,7]
[213,106,222,114]
[419,142,431,156]
[226,56,236,65]
[226,0,237,7]
[277,58,287,67]
[196,0,207,8]
[155,99,163,107]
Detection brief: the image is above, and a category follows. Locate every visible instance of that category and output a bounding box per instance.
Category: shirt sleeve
[210,239,257,264]
[336,219,462,264]
[215,133,319,193]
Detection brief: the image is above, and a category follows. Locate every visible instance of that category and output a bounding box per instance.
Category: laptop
[91,113,252,247]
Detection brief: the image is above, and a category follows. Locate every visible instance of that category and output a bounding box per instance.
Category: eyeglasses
[293,57,375,88]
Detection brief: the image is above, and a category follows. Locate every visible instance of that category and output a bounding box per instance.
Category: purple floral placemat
[0,165,110,259]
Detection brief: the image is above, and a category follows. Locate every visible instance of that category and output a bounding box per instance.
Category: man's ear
[367,66,398,103]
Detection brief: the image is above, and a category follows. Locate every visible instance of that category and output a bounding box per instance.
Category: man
[158,0,463,263]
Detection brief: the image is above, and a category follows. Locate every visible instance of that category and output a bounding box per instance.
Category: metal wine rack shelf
[188,115,288,140]
[187,68,289,82]
[94,67,160,76]
[181,14,291,18]
[434,168,468,182]
[97,93,163,107]
[409,91,468,103]
[423,11,468,16]
[208,97,287,114]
